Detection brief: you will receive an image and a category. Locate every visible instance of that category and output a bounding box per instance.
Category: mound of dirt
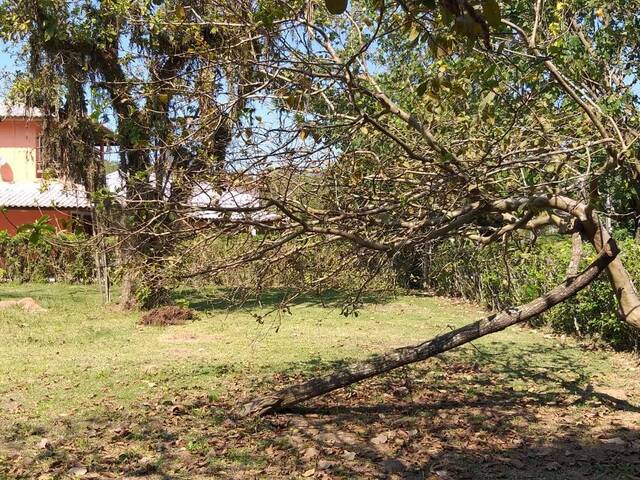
[139,306,196,326]
[0,297,46,313]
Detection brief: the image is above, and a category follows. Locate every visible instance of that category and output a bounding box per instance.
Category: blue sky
[0,51,10,70]
[0,43,21,98]
[0,44,18,71]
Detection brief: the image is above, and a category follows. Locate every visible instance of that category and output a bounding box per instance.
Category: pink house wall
[0,209,72,235]
[0,119,42,149]
[0,118,43,182]
[0,118,78,234]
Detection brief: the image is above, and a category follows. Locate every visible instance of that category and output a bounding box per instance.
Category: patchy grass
[0,283,638,479]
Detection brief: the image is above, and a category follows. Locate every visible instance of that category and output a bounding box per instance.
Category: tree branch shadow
[175,287,397,313]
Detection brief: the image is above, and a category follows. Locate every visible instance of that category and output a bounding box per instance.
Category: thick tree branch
[242,238,618,416]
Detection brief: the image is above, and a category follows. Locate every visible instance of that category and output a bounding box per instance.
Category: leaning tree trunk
[496,195,640,330]
[578,207,640,329]
[242,239,618,416]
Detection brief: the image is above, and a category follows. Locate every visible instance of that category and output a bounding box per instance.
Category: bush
[423,235,640,350]
[0,229,94,283]
[168,233,396,298]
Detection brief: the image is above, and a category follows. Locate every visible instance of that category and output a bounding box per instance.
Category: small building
[0,104,92,234]
[106,170,277,227]
[0,103,274,235]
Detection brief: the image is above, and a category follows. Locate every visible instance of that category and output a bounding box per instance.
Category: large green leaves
[16,216,56,245]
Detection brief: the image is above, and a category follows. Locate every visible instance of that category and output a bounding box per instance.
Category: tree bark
[566,232,583,277]
[242,239,618,416]
[578,208,640,329]
[493,195,640,330]
[118,232,141,309]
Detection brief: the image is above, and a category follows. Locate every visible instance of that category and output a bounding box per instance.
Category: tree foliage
[1,0,280,306]
[4,0,640,409]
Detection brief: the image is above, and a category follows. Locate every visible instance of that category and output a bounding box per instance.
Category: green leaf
[16,216,54,245]
[43,20,57,42]
[325,0,348,14]
[482,0,501,29]
[285,93,299,109]
[479,90,496,110]
[416,79,430,96]
[408,24,420,42]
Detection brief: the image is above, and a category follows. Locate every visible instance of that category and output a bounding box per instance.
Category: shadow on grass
[276,417,640,480]
[281,342,640,415]
[257,342,640,478]
[173,287,397,313]
[3,342,639,479]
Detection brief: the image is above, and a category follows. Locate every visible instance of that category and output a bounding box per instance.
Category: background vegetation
[0,230,93,284]
[424,235,640,350]
[6,221,639,350]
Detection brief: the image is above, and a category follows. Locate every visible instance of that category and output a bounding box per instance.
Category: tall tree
[0,0,269,307]
[173,0,640,411]
[4,0,639,410]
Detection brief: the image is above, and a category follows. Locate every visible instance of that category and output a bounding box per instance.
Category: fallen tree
[243,237,618,416]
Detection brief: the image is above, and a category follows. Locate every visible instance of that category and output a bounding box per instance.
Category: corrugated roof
[106,170,277,221]
[0,104,44,119]
[0,181,90,209]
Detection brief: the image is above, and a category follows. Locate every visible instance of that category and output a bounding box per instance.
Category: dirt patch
[0,297,46,313]
[139,306,196,326]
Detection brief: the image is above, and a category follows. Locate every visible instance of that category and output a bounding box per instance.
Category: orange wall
[0,118,43,182]
[0,209,72,235]
[0,119,41,148]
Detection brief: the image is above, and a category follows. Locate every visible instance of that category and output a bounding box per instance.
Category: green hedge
[0,230,94,283]
[170,234,395,295]
[423,235,640,350]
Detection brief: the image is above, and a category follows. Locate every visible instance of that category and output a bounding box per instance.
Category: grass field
[0,283,639,479]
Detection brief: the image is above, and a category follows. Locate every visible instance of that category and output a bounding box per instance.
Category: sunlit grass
[0,282,635,427]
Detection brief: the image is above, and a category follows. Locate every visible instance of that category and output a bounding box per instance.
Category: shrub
[423,235,640,350]
[0,229,94,283]
[167,233,396,301]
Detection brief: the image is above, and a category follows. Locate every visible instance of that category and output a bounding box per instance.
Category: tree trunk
[242,239,618,416]
[578,208,640,329]
[120,267,138,309]
[118,233,140,309]
[566,232,582,277]
[500,195,640,330]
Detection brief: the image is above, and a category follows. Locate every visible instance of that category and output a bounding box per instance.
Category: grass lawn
[0,283,639,479]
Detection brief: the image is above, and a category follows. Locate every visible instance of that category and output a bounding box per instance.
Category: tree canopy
[3,0,640,410]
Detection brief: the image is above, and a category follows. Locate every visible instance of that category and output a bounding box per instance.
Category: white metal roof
[0,181,90,209]
[0,104,44,119]
[106,170,277,221]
